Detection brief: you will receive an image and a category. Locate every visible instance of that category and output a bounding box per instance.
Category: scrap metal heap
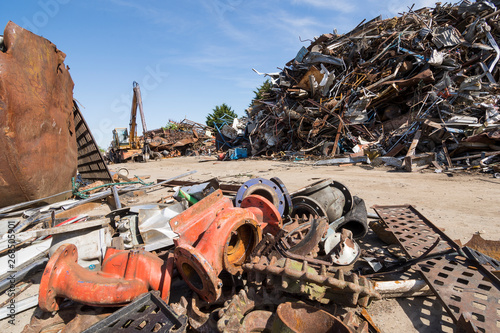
[241,2,500,172]
[3,172,495,332]
[144,119,214,158]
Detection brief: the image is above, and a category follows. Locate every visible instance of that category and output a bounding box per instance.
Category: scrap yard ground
[111,157,499,333]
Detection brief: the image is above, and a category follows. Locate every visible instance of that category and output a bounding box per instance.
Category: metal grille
[73,101,113,183]
[373,205,500,333]
[82,291,187,332]
[372,205,455,257]
[419,255,500,332]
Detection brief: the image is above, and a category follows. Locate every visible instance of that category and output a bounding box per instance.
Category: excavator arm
[129,81,148,149]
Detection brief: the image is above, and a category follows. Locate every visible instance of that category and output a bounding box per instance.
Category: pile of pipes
[244,2,500,172]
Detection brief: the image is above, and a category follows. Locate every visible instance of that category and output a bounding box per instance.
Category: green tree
[252,79,273,101]
[206,103,238,129]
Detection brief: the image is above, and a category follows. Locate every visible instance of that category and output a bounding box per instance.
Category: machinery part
[272,302,352,333]
[282,217,328,256]
[116,214,143,249]
[0,22,78,208]
[324,229,360,265]
[292,179,353,221]
[335,196,368,239]
[38,244,173,312]
[170,190,281,303]
[173,294,221,333]
[240,310,274,333]
[243,256,380,307]
[374,205,500,333]
[82,291,188,333]
[252,216,360,269]
[217,287,287,333]
[291,196,327,218]
[270,177,293,216]
[235,178,287,216]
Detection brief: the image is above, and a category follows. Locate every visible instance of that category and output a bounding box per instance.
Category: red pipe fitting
[38,244,173,312]
[169,189,281,303]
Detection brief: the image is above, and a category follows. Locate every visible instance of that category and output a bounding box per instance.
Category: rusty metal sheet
[0,21,77,208]
[373,205,500,332]
[463,233,500,261]
[372,205,457,257]
[419,255,500,333]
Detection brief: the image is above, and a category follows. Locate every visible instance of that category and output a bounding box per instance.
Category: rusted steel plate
[419,255,500,333]
[372,205,457,257]
[373,204,500,332]
[463,233,500,261]
[0,21,77,208]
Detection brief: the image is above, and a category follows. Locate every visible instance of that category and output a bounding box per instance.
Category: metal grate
[73,101,113,183]
[419,255,500,332]
[372,205,455,257]
[82,291,187,332]
[373,205,500,333]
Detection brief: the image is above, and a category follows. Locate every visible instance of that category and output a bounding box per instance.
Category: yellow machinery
[109,82,160,163]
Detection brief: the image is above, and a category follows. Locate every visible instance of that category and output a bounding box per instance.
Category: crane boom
[129,81,148,149]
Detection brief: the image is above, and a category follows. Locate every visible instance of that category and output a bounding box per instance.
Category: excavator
[108,82,162,163]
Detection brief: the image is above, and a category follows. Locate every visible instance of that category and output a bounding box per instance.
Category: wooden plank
[451,151,500,161]
[404,153,435,172]
[406,130,422,157]
[384,143,405,157]
[441,140,453,167]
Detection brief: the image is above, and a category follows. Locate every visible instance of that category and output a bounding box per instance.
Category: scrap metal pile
[146,119,214,158]
[0,172,497,332]
[244,2,500,172]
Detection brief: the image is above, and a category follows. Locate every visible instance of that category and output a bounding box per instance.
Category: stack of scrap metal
[145,119,214,157]
[9,175,499,332]
[246,2,500,172]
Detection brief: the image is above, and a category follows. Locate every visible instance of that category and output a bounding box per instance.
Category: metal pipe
[111,185,122,209]
[0,257,48,293]
[0,295,38,320]
[374,279,432,298]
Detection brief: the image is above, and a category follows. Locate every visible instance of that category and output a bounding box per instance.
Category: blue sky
[1,0,436,147]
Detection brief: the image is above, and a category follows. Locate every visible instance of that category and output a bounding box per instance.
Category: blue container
[230,148,248,160]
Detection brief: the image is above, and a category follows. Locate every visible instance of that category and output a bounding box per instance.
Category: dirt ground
[2,156,498,332]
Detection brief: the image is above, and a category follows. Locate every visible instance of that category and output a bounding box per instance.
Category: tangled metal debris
[220,2,500,173]
[0,170,496,332]
[1,3,500,331]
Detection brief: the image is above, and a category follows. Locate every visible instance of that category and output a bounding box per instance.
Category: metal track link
[243,256,380,307]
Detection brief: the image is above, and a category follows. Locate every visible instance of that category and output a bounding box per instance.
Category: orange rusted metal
[170,190,281,303]
[38,244,173,312]
[273,302,352,332]
[0,21,77,208]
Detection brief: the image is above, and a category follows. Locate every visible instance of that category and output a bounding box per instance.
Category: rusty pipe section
[169,190,282,303]
[38,244,173,312]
